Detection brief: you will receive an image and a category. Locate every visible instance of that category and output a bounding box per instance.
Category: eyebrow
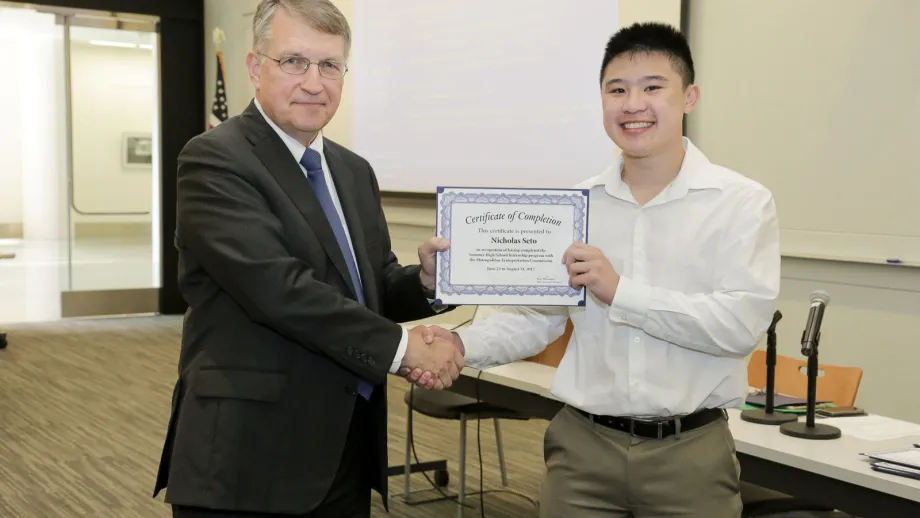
[604,75,670,88]
[276,50,342,62]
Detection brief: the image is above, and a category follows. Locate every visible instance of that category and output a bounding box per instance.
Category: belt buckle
[629,418,665,439]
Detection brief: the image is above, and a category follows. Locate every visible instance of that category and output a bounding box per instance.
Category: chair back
[525,319,572,367]
[747,349,863,407]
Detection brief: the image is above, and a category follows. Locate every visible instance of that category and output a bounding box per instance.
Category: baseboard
[61,288,158,318]
[73,222,151,241]
[0,223,23,239]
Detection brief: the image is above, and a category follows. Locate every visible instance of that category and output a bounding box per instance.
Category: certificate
[434,187,589,306]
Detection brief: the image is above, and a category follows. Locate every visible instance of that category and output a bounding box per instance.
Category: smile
[622,122,654,129]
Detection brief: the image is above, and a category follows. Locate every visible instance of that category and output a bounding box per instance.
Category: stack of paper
[833,415,920,441]
[862,447,920,480]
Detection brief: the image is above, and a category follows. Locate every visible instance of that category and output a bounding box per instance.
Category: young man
[417,22,780,517]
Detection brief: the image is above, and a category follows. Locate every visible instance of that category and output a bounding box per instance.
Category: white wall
[0,33,25,227]
[0,7,66,241]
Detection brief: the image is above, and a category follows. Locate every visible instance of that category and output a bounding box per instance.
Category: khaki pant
[539,406,742,518]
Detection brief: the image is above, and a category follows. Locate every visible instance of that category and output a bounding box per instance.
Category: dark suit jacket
[153,101,441,514]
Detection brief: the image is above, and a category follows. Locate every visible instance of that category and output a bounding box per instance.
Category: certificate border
[434,186,589,306]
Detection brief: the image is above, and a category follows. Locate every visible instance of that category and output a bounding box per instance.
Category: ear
[684,84,700,114]
[246,51,262,90]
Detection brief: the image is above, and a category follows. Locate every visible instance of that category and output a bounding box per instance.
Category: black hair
[600,22,694,87]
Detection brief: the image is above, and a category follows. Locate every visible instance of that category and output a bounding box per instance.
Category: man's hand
[563,242,620,305]
[399,326,464,390]
[400,325,465,389]
[422,325,464,355]
[397,325,465,389]
[418,237,450,291]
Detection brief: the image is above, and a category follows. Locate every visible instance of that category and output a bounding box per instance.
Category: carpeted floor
[0,316,548,517]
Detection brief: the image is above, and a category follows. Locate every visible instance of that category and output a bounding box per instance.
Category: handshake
[396,325,466,390]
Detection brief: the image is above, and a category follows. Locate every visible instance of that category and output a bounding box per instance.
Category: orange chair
[747,349,863,407]
[525,318,572,367]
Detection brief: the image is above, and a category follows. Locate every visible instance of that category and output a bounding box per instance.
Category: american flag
[209,51,228,128]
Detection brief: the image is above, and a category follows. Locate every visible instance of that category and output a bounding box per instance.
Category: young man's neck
[621,140,686,204]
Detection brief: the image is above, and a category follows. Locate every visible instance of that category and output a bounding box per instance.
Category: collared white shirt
[457,138,781,418]
[254,99,408,373]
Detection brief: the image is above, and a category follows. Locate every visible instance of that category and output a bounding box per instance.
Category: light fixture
[89,40,136,48]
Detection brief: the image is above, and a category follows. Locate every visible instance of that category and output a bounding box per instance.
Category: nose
[299,65,324,94]
[622,88,647,114]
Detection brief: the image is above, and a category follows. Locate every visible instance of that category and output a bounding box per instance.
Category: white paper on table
[829,414,920,441]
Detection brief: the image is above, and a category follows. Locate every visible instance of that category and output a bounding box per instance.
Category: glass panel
[65,24,160,297]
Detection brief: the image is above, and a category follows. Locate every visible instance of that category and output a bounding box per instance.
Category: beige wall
[204,0,260,122]
[618,0,681,29]
[69,42,155,224]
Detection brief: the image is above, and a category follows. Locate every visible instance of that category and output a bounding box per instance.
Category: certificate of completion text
[434,187,589,306]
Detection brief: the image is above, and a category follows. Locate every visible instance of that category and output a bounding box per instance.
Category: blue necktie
[300,148,373,400]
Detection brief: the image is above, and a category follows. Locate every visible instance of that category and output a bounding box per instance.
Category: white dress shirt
[457,138,781,418]
[254,99,408,374]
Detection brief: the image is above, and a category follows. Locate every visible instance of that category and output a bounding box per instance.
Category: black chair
[400,387,537,515]
[0,332,7,349]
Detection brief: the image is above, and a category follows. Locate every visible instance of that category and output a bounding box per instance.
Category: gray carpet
[0,316,547,517]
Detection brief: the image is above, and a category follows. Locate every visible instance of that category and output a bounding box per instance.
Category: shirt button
[634,337,641,343]
[632,381,641,389]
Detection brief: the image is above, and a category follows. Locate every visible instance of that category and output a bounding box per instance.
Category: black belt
[573,407,725,439]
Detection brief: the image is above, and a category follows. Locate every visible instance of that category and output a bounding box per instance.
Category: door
[59,10,161,317]
[0,3,161,323]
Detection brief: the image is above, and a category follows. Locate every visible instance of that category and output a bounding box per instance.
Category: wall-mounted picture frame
[122,132,153,169]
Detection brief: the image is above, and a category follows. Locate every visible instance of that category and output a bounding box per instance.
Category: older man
[152,1,462,517]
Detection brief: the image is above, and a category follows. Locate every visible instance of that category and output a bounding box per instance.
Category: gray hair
[252,0,351,59]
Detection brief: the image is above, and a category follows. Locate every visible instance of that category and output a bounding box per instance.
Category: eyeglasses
[260,53,348,79]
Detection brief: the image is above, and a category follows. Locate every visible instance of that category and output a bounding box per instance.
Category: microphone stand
[741,311,797,425]
[780,323,840,440]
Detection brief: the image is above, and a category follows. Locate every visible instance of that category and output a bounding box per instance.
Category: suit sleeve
[176,134,401,384]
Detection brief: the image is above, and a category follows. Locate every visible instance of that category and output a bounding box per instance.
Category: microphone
[781,289,841,440]
[800,290,829,356]
[767,310,782,342]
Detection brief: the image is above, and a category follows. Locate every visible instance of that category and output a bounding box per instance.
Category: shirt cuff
[454,327,488,369]
[609,276,652,324]
[389,326,409,374]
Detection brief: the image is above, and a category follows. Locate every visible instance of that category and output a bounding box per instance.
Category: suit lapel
[241,103,358,300]
[324,140,380,313]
